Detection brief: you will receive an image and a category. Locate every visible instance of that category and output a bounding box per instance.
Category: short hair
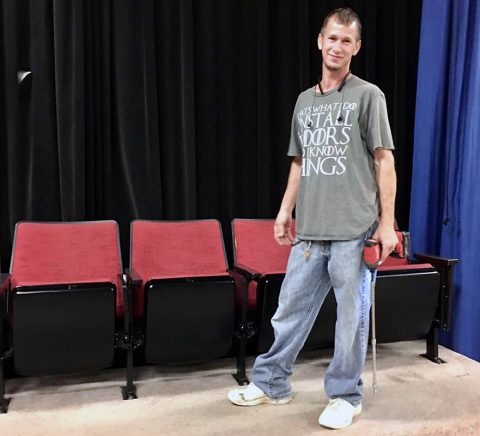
[320,7,362,40]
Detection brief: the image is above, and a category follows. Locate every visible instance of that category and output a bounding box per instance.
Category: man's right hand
[274,211,294,245]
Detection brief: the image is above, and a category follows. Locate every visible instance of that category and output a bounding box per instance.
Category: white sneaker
[318,398,362,429]
[228,382,291,406]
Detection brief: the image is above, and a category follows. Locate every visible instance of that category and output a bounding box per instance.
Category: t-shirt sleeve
[287,97,302,157]
[364,89,395,153]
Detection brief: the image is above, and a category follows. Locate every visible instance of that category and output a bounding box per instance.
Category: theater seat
[0,221,136,414]
[231,218,336,359]
[129,219,235,364]
[231,218,458,383]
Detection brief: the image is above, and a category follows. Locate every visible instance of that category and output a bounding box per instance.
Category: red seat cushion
[379,255,433,271]
[130,219,229,318]
[10,221,124,317]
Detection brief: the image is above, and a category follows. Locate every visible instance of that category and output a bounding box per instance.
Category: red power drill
[363,230,410,271]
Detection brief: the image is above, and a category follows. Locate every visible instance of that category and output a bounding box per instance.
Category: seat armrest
[232,263,261,281]
[0,274,11,356]
[124,268,143,287]
[0,274,10,317]
[119,272,137,335]
[414,253,459,331]
[414,253,459,267]
[0,274,9,291]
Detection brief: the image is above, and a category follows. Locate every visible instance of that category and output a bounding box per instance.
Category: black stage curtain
[0,0,422,268]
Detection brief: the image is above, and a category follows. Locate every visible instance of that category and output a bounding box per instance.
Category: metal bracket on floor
[421,325,447,364]
[0,350,12,414]
[122,384,138,400]
[233,321,255,385]
[116,332,141,400]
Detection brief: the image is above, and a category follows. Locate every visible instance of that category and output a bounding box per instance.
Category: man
[228,7,397,430]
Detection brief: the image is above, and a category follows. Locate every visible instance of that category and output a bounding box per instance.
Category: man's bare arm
[372,148,398,263]
[274,157,302,245]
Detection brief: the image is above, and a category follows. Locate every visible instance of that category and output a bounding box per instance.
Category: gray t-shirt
[288,75,395,240]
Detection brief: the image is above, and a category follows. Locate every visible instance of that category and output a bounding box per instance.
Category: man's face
[318,18,361,72]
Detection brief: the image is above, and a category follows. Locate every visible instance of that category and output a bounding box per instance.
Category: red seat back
[232,219,295,310]
[130,219,229,318]
[232,219,294,275]
[10,221,123,316]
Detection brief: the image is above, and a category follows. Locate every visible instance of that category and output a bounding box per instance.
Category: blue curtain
[410,0,480,360]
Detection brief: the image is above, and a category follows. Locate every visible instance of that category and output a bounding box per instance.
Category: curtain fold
[1,0,422,268]
[410,0,480,360]
[53,0,86,219]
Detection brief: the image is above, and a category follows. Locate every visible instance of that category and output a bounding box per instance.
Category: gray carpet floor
[2,340,480,435]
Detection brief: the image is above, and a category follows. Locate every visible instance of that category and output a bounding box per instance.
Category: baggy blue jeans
[251,235,372,406]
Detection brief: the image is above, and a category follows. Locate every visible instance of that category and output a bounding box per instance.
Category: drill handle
[364,239,381,271]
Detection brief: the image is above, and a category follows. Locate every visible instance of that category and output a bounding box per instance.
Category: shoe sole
[228,389,291,407]
[318,404,362,429]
